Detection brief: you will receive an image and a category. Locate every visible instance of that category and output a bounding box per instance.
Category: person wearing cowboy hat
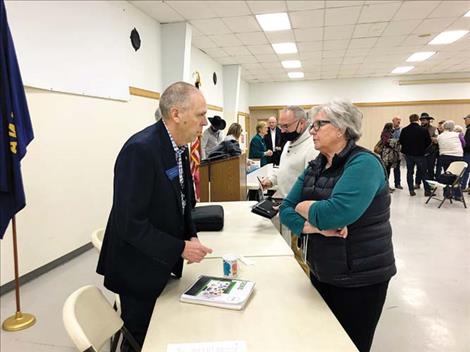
[415,112,439,186]
[201,115,226,159]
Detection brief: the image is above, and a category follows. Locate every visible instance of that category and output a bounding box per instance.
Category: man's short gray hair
[443,120,455,131]
[283,105,309,122]
[158,81,199,120]
[310,99,363,141]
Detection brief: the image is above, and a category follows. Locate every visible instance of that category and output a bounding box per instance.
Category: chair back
[91,229,105,252]
[447,161,467,177]
[63,285,123,352]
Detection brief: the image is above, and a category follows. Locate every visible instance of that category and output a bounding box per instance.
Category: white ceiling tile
[191,26,204,37]
[209,34,243,47]
[236,32,269,45]
[167,1,217,19]
[392,1,440,21]
[256,54,279,62]
[247,44,275,54]
[322,57,343,64]
[373,35,406,48]
[323,39,349,50]
[341,63,361,70]
[190,18,231,35]
[223,46,252,56]
[294,28,323,41]
[322,50,346,58]
[265,30,296,43]
[287,1,325,11]
[325,6,362,26]
[299,52,322,60]
[242,62,264,71]
[217,56,239,65]
[246,1,287,14]
[324,25,354,40]
[326,1,364,8]
[233,55,258,64]
[201,47,229,58]
[349,37,378,49]
[345,48,370,56]
[412,18,456,35]
[401,34,434,46]
[353,22,388,38]
[297,41,323,52]
[289,10,324,28]
[261,61,283,68]
[446,17,470,31]
[192,35,218,49]
[429,1,470,18]
[358,2,401,23]
[209,1,251,17]
[131,1,184,23]
[382,20,421,36]
[222,16,261,33]
[343,55,366,64]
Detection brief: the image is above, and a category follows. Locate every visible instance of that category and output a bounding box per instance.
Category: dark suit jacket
[97,120,197,299]
[263,127,283,165]
[399,123,432,156]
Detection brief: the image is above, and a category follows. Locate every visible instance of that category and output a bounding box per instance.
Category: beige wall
[0,87,158,285]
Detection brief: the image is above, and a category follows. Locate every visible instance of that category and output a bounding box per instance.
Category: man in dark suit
[263,116,284,165]
[97,82,213,350]
[399,113,432,197]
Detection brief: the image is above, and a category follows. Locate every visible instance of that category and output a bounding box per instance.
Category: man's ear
[169,106,180,123]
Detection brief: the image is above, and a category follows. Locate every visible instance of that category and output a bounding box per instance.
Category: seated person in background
[249,120,272,166]
[207,122,242,159]
[280,99,396,352]
[201,115,226,159]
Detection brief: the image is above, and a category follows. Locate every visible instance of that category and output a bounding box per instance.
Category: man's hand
[182,237,213,263]
[260,177,273,189]
[264,149,273,157]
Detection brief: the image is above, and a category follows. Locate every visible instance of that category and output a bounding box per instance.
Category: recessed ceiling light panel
[272,42,298,54]
[406,51,436,62]
[391,66,414,74]
[256,13,291,32]
[282,60,301,68]
[288,72,304,79]
[428,30,469,45]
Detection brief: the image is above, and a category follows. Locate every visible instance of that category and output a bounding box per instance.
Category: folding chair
[63,285,141,352]
[425,161,467,208]
[91,228,105,252]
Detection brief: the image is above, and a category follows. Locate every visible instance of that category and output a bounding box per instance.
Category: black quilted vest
[302,141,396,287]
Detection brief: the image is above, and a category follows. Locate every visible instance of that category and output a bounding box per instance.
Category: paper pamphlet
[180,275,255,310]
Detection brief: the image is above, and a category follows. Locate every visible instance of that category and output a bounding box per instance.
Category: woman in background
[379,122,401,192]
[207,123,243,159]
[249,121,272,166]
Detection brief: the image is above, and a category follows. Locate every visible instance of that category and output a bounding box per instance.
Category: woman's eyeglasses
[311,120,331,131]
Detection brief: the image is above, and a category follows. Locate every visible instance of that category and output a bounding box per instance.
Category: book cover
[180,275,255,310]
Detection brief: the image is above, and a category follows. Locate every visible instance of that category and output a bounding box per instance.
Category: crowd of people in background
[377,111,470,200]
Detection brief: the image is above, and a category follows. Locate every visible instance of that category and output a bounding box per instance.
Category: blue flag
[0,0,34,238]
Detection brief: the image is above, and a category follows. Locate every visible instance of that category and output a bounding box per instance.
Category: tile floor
[1,184,469,352]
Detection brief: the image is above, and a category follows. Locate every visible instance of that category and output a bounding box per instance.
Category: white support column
[222,65,241,126]
[161,22,192,90]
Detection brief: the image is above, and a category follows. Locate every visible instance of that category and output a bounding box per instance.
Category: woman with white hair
[280,99,396,352]
[436,120,464,177]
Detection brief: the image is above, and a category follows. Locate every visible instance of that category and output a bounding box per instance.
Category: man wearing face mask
[261,106,319,197]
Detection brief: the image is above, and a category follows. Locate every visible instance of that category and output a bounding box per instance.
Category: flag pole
[2,216,36,331]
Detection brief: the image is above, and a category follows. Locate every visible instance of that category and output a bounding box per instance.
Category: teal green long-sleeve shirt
[249,134,268,166]
[279,152,387,236]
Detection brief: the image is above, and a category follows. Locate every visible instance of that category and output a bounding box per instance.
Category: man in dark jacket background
[263,116,284,165]
[97,82,213,350]
[399,113,432,196]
